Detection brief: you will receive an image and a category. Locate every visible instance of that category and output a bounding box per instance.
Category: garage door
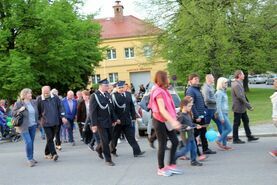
[130,71,151,94]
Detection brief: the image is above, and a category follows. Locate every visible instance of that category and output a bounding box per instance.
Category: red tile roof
[95,15,161,40]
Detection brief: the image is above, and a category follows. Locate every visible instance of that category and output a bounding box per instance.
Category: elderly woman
[13,88,38,167]
[215,77,233,150]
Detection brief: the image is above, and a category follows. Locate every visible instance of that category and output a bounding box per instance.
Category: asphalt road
[0,134,276,185]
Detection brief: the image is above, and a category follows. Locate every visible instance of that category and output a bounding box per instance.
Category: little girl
[175,96,203,166]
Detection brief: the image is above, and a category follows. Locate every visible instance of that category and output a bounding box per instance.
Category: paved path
[0,133,276,185]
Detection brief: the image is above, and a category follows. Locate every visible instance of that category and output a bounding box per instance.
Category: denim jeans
[175,139,197,161]
[205,109,222,134]
[67,119,75,143]
[21,125,37,160]
[218,113,232,146]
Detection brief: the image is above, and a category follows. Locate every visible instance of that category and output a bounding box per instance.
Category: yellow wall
[93,36,167,85]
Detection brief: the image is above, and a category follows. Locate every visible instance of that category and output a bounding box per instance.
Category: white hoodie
[270,92,277,121]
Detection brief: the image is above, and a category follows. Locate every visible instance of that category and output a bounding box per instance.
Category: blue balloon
[205,129,218,142]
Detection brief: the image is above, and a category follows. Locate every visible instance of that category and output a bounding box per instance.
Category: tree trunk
[243,70,249,92]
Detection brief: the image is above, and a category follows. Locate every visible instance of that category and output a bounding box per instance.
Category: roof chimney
[113,1,124,23]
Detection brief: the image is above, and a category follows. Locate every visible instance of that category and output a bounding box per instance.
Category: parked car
[248,74,267,84]
[266,74,277,85]
[136,86,181,136]
[227,75,235,87]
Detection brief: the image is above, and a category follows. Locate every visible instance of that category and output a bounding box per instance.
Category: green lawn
[178,88,275,125]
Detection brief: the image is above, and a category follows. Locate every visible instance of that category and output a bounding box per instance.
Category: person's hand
[172,120,181,130]
[117,119,121,124]
[62,117,68,124]
[19,106,26,112]
[91,126,97,133]
[186,126,192,130]
[249,107,254,111]
[220,119,225,124]
[196,118,201,123]
[196,124,202,129]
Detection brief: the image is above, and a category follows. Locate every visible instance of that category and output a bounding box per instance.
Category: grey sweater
[202,83,216,109]
[12,100,38,133]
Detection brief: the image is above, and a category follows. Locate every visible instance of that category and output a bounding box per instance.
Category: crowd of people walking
[0,69,276,176]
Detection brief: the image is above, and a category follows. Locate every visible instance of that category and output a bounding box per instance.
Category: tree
[139,0,276,90]
[0,0,102,99]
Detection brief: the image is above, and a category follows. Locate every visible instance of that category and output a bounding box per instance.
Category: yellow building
[92,1,167,92]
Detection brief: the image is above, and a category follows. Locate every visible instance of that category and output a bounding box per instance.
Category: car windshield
[171,94,180,108]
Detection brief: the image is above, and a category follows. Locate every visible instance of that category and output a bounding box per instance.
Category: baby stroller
[0,116,21,142]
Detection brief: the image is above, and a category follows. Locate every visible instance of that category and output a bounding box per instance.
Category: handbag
[12,111,24,127]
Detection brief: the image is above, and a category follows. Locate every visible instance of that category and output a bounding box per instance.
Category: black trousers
[233,112,252,140]
[55,124,61,146]
[97,127,112,162]
[44,125,58,156]
[152,118,178,169]
[77,122,84,140]
[110,123,141,155]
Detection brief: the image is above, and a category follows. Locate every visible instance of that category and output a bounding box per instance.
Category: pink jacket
[148,85,176,122]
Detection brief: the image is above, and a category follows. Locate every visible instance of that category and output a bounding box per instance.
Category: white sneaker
[166,165,184,175]
[157,167,172,177]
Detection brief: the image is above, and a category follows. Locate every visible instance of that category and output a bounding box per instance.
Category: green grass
[178,88,275,125]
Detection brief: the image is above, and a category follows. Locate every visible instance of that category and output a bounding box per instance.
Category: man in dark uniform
[110,81,145,157]
[89,79,118,166]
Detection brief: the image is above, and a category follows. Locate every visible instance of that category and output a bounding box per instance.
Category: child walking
[175,96,203,166]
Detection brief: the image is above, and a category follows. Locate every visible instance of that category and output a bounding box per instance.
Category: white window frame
[92,74,101,84]
[124,47,135,58]
[109,73,118,83]
[107,49,116,60]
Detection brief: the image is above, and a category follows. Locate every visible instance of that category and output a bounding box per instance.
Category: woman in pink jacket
[148,71,182,177]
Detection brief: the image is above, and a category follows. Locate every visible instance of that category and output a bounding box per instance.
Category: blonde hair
[216,77,228,90]
[20,88,32,100]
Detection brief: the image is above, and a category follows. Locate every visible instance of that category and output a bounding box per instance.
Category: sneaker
[191,160,203,166]
[269,150,277,158]
[88,145,94,151]
[31,159,38,164]
[44,155,52,160]
[56,145,62,151]
[166,165,184,175]
[52,154,59,161]
[203,149,216,154]
[157,167,172,177]
[28,160,35,167]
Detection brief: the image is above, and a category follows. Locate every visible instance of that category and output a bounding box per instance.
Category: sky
[80,0,146,19]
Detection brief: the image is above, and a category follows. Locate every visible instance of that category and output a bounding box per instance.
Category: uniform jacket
[112,91,136,125]
[89,90,117,128]
[231,80,252,113]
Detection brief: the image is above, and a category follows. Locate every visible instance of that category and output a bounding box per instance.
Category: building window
[143,45,153,57]
[109,73,118,83]
[107,49,116,60]
[92,74,101,84]
[124,48,134,58]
